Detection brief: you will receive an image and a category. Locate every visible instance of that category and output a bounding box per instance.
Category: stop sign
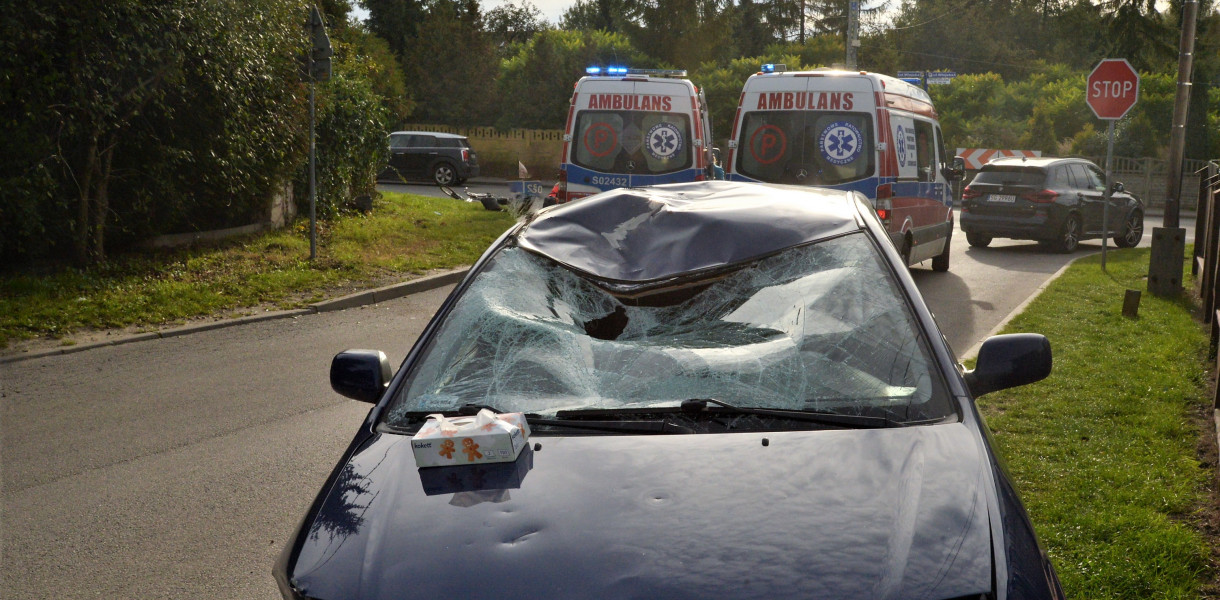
[1087,59,1140,120]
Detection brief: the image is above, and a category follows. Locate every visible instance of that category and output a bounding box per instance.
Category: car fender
[428,157,457,173]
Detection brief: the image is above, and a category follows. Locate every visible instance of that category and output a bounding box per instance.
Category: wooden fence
[401,124,564,179]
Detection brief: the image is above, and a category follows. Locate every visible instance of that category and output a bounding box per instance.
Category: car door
[1091,163,1128,234]
[387,133,412,178]
[1072,163,1107,234]
[405,135,438,178]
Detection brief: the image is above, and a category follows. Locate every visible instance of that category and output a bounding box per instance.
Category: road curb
[958,257,1080,362]
[0,268,470,365]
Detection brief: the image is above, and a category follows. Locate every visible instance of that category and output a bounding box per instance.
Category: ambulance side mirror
[943,156,966,181]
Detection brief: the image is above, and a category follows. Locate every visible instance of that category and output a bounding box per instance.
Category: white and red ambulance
[726,66,963,271]
[553,67,717,204]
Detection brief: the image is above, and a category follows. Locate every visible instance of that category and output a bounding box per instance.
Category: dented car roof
[516,181,865,283]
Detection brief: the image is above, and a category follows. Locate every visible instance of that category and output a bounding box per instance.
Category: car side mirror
[1111,181,1125,194]
[330,349,392,403]
[964,334,1052,398]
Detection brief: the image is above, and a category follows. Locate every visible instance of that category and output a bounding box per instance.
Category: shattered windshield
[386,232,953,428]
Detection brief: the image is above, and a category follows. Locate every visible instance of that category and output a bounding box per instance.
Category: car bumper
[960,210,1057,240]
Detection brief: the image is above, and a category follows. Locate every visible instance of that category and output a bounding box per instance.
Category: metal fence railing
[1189,161,1220,409]
[1086,156,1213,211]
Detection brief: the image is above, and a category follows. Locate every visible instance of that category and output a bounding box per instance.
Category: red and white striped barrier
[956,148,1042,170]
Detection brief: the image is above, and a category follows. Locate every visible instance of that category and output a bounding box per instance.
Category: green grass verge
[0,192,516,347]
[977,247,1214,598]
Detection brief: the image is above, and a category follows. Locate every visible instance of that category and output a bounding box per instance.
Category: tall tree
[485,0,551,51]
[560,0,638,32]
[402,0,501,125]
[360,0,425,57]
[1103,0,1172,70]
[497,29,649,129]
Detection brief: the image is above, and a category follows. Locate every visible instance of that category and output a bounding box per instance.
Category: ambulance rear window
[572,111,693,175]
[737,112,874,186]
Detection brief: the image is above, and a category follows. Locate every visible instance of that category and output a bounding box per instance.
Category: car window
[386,233,954,426]
[572,110,693,175]
[409,135,437,148]
[1069,164,1100,190]
[934,125,948,168]
[389,134,410,150]
[970,168,1045,187]
[1085,164,1108,189]
[436,137,464,148]
[737,111,875,185]
[1049,166,1072,189]
[914,120,935,182]
[1061,164,1080,188]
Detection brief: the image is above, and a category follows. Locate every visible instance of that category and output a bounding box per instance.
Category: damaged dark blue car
[275,181,1064,600]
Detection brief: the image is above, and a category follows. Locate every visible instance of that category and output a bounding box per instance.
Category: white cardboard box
[411,409,530,468]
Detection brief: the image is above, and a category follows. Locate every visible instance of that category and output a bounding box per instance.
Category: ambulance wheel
[931,232,951,272]
[966,232,992,248]
[432,162,457,186]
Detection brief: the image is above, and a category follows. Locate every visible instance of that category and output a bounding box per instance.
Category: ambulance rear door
[730,74,878,194]
[567,78,698,194]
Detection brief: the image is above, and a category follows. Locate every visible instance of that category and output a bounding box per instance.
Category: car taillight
[461,149,470,162]
[1026,189,1058,203]
[961,186,981,200]
[876,183,892,200]
[876,208,890,221]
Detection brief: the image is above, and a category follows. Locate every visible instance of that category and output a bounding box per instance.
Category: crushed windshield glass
[385,233,953,428]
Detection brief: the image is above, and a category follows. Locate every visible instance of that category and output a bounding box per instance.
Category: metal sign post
[1101,120,1116,268]
[1085,58,1140,270]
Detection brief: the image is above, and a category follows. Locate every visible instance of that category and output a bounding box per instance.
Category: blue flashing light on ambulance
[726,66,965,271]
[553,67,719,204]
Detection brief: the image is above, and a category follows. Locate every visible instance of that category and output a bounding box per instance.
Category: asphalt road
[0,183,1195,599]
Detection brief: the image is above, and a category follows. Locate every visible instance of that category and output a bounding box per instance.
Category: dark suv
[379,131,479,186]
[960,157,1144,253]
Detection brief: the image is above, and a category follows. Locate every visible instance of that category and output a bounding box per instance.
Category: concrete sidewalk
[0,268,470,365]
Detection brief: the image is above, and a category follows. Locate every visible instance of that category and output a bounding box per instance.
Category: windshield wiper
[527,417,694,434]
[396,404,694,434]
[679,398,899,429]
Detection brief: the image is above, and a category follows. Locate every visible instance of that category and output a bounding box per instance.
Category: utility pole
[306,5,332,261]
[798,0,805,44]
[846,1,860,70]
[1148,0,1198,296]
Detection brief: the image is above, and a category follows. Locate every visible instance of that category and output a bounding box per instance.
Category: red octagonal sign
[1087,58,1140,120]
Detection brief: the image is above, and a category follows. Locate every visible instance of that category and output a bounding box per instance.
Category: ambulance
[553,67,717,203]
[726,66,963,271]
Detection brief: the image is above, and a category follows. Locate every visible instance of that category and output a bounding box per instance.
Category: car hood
[289,424,994,600]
